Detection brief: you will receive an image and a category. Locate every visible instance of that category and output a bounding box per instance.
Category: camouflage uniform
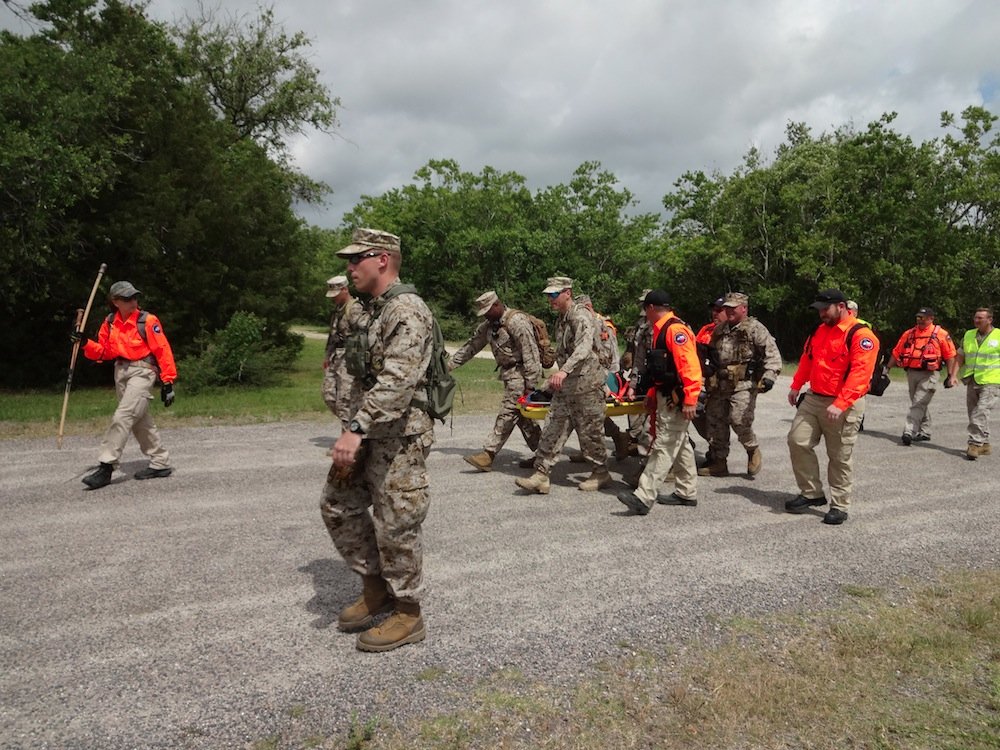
[704,317,782,461]
[533,302,608,472]
[320,281,434,605]
[449,308,543,454]
[322,295,364,427]
[626,314,653,445]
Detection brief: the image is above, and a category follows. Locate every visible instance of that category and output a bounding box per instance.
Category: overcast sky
[6,1,999,228]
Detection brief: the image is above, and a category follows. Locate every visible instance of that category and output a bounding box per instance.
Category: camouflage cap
[542,276,573,294]
[326,274,348,297]
[475,290,499,316]
[723,292,749,307]
[109,281,141,299]
[335,227,401,258]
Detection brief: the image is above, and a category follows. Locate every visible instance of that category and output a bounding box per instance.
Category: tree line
[2,1,997,388]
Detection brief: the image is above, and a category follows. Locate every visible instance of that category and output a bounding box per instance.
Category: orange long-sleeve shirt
[651,313,702,406]
[791,316,878,411]
[695,321,716,345]
[83,309,177,384]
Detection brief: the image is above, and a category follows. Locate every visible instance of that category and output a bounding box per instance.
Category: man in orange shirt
[617,290,702,515]
[785,289,878,525]
[888,306,958,445]
[72,281,177,490]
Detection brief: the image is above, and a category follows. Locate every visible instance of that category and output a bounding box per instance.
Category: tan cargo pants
[635,391,697,507]
[787,392,864,511]
[98,360,170,469]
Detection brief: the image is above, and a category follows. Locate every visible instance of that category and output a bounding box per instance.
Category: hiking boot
[966,443,983,460]
[785,494,826,513]
[518,456,536,469]
[981,443,992,456]
[901,433,912,446]
[134,466,172,480]
[356,602,425,652]
[82,462,114,490]
[746,447,762,478]
[567,451,588,463]
[697,460,729,477]
[578,468,611,492]
[616,491,650,515]
[656,492,697,507]
[463,450,494,472]
[338,575,393,632]
[696,450,715,469]
[612,430,633,461]
[515,471,550,494]
[822,508,848,525]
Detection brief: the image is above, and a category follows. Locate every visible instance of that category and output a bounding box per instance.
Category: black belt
[810,391,835,398]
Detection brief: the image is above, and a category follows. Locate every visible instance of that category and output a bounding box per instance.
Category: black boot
[82,462,114,490]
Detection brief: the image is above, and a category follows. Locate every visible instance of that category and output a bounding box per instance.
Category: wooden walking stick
[58,263,108,448]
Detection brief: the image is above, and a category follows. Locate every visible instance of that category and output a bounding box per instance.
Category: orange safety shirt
[83,309,178,384]
[695,322,716,345]
[791,316,878,411]
[890,324,957,371]
[650,312,702,406]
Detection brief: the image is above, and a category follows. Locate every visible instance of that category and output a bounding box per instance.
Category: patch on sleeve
[152,324,162,334]
[673,332,688,345]
[859,337,874,351]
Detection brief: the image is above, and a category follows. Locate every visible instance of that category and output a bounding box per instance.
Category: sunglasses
[346,250,384,265]
[546,290,565,299]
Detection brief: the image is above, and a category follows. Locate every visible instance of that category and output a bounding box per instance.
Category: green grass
[0,339,505,439]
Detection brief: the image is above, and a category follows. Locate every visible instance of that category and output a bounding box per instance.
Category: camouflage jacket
[325,295,363,361]
[710,316,782,391]
[555,302,604,393]
[449,308,543,387]
[349,280,434,438]
[627,316,652,390]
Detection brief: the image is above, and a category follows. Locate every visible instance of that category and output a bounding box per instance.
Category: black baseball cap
[643,289,671,307]
[916,307,935,317]
[709,296,724,308]
[810,289,847,309]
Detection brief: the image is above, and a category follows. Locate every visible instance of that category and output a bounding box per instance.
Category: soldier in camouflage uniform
[321,275,364,428]
[449,290,543,471]
[699,292,782,478]
[516,277,610,494]
[321,228,434,653]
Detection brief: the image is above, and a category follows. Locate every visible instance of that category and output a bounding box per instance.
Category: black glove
[161,383,175,407]
[70,330,83,343]
[760,377,775,393]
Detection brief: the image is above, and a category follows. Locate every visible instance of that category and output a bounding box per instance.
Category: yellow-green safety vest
[961,327,1000,385]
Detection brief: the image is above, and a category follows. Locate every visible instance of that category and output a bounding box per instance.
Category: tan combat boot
[747,447,762,477]
[982,443,992,455]
[966,443,983,460]
[338,575,393,632]
[463,450,495,472]
[356,601,426,652]
[515,471,551,494]
[578,467,611,491]
[697,459,729,477]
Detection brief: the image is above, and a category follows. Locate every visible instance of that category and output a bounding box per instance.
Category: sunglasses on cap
[346,250,384,265]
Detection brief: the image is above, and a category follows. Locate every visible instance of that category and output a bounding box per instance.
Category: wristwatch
[348,419,365,435]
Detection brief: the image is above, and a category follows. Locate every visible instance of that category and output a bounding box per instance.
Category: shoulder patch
[674,332,688,345]
[152,324,162,334]
[859,337,874,351]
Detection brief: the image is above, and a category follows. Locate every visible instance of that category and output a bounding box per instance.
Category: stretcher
[517,390,646,420]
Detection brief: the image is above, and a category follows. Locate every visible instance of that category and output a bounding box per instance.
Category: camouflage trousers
[704,386,759,460]
[484,371,541,455]
[903,369,937,438]
[321,354,353,428]
[787,392,865,511]
[966,382,999,445]
[534,385,608,473]
[319,431,433,604]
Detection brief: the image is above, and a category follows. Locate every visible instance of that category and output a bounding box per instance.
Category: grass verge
[0,339,504,440]
[272,570,998,750]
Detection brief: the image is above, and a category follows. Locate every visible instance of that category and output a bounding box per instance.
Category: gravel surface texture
[1,384,997,748]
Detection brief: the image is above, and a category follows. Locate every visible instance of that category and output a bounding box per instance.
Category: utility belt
[116,354,157,368]
[903,359,940,372]
[717,363,749,381]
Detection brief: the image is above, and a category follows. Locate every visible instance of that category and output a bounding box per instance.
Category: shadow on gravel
[715,484,792,514]
[859,429,969,459]
[299,558,355,629]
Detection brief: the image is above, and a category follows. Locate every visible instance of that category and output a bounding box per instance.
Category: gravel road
[1,384,997,748]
